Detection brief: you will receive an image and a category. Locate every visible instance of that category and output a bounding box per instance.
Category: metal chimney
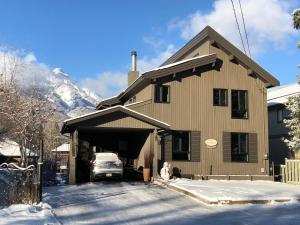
[131,51,137,71]
[128,51,139,86]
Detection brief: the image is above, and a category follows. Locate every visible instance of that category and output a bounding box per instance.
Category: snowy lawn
[2,181,300,224]
[162,178,300,204]
[0,203,59,225]
[43,181,300,225]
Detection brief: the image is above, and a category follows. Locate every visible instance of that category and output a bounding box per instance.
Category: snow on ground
[0,202,59,225]
[43,181,300,225]
[2,181,300,224]
[166,179,300,202]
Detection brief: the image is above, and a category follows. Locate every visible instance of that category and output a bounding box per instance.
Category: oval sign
[205,139,218,148]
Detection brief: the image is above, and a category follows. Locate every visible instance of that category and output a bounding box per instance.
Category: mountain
[45,68,101,118]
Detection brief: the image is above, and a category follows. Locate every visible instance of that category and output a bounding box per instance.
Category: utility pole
[37,138,44,203]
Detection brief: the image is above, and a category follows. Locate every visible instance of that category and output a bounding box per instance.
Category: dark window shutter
[191,131,201,162]
[164,134,172,162]
[223,132,231,162]
[248,133,258,163]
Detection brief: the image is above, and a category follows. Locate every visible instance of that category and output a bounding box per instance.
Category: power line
[238,0,252,58]
[230,0,247,55]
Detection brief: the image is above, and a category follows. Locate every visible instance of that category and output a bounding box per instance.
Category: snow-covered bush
[284,78,300,154]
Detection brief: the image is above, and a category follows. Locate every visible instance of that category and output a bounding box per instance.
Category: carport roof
[61,105,170,133]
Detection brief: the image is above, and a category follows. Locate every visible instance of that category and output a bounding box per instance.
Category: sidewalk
[155,178,300,205]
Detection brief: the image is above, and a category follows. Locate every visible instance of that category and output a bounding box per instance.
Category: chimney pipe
[131,51,137,71]
[128,51,139,87]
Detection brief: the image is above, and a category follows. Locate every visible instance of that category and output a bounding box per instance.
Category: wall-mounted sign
[205,139,218,148]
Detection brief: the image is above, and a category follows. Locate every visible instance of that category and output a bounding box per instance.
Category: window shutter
[223,132,231,162]
[164,134,172,162]
[248,133,258,163]
[191,131,201,162]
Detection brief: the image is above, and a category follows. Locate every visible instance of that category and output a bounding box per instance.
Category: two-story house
[268,83,300,173]
[62,26,279,184]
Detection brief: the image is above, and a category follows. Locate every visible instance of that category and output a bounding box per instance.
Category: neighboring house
[0,139,36,164]
[51,143,70,174]
[61,26,279,184]
[267,83,300,170]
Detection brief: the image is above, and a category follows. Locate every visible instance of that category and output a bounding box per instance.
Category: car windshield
[95,153,119,161]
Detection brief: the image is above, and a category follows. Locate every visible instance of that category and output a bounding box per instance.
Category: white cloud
[79,72,127,99]
[24,52,37,63]
[137,44,176,72]
[0,48,52,91]
[169,0,296,55]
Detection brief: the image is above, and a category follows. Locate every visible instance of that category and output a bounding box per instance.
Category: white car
[90,153,123,181]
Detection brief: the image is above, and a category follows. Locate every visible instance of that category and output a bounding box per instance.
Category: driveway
[44,181,300,225]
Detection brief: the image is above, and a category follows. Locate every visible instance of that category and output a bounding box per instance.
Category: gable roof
[96,53,217,109]
[267,83,300,107]
[0,139,36,157]
[61,105,170,133]
[52,143,70,152]
[161,26,279,88]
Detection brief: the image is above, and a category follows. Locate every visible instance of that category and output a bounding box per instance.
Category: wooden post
[37,139,44,203]
[69,130,78,185]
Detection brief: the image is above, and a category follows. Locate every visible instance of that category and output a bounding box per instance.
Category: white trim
[100,95,119,102]
[63,105,170,128]
[64,105,120,123]
[143,54,214,73]
[124,101,145,107]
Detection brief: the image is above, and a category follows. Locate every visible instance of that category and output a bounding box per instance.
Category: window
[277,109,283,123]
[277,108,291,123]
[172,131,190,161]
[231,133,249,162]
[213,89,228,106]
[128,96,136,104]
[232,90,248,119]
[155,85,170,103]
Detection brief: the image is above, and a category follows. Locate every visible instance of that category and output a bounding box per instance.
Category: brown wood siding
[133,41,269,176]
[249,133,258,163]
[177,40,210,62]
[98,116,155,129]
[223,132,231,162]
[191,131,201,162]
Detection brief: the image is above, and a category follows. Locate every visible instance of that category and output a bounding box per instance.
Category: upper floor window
[231,133,249,162]
[172,131,190,161]
[128,96,136,104]
[232,90,248,119]
[277,109,283,123]
[213,89,228,106]
[155,85,170,103]
[277,108,291,123]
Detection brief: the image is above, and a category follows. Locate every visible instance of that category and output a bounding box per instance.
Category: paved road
[44,181,300,225]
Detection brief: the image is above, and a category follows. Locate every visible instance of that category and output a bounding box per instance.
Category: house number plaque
[205,139,218,148]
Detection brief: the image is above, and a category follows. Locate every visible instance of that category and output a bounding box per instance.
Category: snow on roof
[51,143,70,152]
[143,54,214,74]
[63,105,170,127]
[267,83,300,106]
[0,139,35,157]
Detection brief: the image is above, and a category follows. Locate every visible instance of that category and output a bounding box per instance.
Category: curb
[154,180,293,205]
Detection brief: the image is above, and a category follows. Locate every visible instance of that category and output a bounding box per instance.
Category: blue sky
[0,0,299,98]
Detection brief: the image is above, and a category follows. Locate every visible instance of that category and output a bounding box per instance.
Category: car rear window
[95,153,119,161]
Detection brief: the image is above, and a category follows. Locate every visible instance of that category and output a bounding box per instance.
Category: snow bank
[165,179,300,203]
[0,203,59,225]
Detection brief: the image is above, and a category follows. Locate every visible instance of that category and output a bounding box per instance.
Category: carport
[61,105,170,184]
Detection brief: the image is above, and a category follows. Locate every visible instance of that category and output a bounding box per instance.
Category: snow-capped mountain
[45,68,101,118]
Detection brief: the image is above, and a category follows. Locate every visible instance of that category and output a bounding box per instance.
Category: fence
[280,159,300,184]
[0,163,38,207]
